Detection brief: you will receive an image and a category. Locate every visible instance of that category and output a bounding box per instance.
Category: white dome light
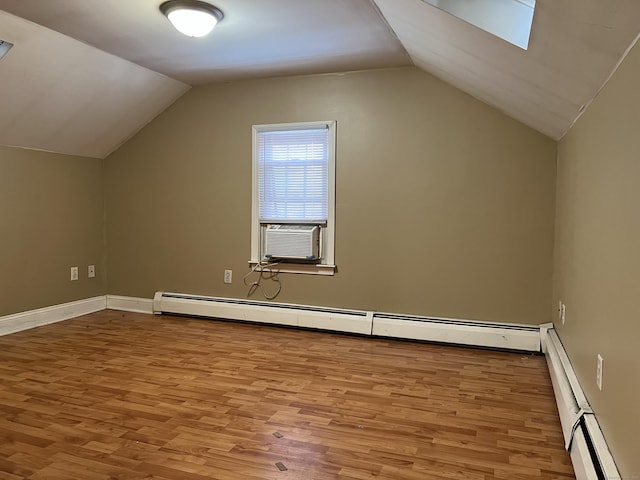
[160,1,224,38]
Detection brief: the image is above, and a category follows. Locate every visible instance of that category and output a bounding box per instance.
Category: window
[422,0,535,50]
[251,121,336,275]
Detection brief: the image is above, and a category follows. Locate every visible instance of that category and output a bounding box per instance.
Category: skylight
[423,0,536,50]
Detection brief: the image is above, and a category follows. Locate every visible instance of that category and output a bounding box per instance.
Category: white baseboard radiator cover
[153,292,372,335]
[371,313,540,351]
[153,292,541,351]
[541,326,620,480]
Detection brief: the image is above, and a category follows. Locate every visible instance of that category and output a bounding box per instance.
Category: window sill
[248,261,336,276]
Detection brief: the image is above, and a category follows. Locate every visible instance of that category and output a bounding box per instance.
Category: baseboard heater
[541,327,620,479]
[372,313,540,351]
[153,292,372,335]
[153,292,541,351]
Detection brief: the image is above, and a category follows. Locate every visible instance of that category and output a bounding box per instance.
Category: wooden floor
[0,310,574,480]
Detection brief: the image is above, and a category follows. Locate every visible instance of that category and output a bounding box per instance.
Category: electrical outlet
[88,265,96,278]
[70,266,79,281]
[560,303,566,325]
[596,354,604,391]
[224,269,232,284]
[558,300,562,321]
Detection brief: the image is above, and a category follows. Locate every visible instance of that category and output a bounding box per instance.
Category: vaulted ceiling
[1,0,639,158]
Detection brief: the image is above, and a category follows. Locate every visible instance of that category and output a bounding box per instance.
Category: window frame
[250,120,336,275]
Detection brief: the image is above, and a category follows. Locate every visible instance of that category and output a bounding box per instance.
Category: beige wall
[0,146,105,316]
[554,41,640,477]
[105,67,556,324]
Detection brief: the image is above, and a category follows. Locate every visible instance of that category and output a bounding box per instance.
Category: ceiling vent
[0,40,14,60]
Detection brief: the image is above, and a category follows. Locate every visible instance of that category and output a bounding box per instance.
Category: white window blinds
[257,126,329,223]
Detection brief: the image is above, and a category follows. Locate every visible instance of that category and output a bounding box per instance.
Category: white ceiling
[375,0,640,139]
[0,0,639,158]
[0,0,409,85]
[0,10,189,159]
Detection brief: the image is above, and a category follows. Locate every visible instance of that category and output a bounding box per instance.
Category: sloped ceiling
[0,0,639,158]
[374,0,640,139]
[0,10,189,159]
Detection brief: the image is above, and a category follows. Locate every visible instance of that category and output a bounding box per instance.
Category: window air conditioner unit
[264,224,320,261]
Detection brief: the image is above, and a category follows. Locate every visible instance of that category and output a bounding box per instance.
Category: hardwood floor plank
[0,310,574,479]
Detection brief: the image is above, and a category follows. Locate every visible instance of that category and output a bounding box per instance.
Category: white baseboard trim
[0,296,107,336]
[106,295,154,314]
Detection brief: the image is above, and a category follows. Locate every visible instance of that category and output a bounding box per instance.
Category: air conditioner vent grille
[264,224,320,260]
[0,40,14,60]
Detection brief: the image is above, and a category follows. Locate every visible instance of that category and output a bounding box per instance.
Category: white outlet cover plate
[596,354,604,390]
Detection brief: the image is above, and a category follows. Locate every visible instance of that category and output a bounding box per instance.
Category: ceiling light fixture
[160,0,224,38]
